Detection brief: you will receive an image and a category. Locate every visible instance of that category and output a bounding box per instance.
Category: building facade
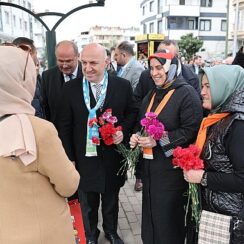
[140,0,228,57]
[0,0,46,64]
[232,0,244,48]
[74,25,140,51]
[0,0,34,43]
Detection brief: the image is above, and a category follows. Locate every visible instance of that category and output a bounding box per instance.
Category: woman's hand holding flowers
[137,135,157,149]
[183,169,204,184]
[129,134,139,149]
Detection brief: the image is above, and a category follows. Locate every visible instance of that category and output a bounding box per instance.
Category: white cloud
[33,0,141,41]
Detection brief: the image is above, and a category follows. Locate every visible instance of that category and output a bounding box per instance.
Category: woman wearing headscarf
[0,46,80,244]
[184,65,244,243]
[129,49,203,244]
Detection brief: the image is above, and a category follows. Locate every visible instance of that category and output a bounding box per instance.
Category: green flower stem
[188,183,201,232]
[116,144,141,175]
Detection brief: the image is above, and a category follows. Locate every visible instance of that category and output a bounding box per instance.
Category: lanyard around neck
[83,72,108,112]
[146,89,175,115]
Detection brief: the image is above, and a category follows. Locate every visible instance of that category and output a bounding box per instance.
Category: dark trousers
[78,188,120,241]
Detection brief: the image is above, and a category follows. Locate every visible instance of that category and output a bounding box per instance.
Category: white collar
[63,63,79,81]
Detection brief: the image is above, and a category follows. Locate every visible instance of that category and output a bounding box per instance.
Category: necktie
[95,84,102,101]
[68,73,73,81]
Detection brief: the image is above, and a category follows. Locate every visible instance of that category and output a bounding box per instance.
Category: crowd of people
[0,36,244,244]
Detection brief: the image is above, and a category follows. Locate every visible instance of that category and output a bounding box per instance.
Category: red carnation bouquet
[172,144,204,230]
[88,109,129,171]
[98,109,122,145]
[88,108,122,146]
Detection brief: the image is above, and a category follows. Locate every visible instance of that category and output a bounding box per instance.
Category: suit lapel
[122,62,132,79]
[77,62,83,79]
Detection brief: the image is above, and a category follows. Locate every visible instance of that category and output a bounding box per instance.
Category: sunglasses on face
[1,42,32,81]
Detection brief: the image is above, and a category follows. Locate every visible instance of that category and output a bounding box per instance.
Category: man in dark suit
[188,55,203,76]
[41,40,82,127]
[57,43,138,244]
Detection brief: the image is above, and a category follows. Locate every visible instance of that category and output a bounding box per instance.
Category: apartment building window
[158,20,162,33]
[0,11,3,31]
[200,19,211,31]
[157,0,163,14]
[13,15,16,27]
[179,0,185,5]
[200,0,212,7]
[149,22,154,33]
[168,16,197,30]
[150,1,154,12]
[24,21,27,31]
[221,20,226,31]
[27,2,32,10]
[142,6,145,15]
[143,24,147,34]
[4,11,10,25]
[239,10,244,31]
[19,18,22,29]
[188,20,194,30]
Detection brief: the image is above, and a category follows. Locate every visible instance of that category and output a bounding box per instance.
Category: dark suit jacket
[56,74,138,193]
[31,74,45,118]
[134,64,201,103]
[41,62,82,127]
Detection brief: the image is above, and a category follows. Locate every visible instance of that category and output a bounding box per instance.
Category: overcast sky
[33,0,141,41]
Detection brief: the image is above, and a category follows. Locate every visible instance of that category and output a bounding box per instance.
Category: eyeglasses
[1,42,32,81]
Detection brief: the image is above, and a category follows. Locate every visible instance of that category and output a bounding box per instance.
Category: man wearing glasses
[41,40,82,127]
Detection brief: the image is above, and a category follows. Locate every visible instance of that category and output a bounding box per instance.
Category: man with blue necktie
[57,43,138,244]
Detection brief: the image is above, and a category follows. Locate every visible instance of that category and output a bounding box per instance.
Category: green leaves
[178,33,204,62]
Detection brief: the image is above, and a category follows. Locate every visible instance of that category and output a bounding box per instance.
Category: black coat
[56,75,138,193]
[202,89,244,216]
[31,74,45,118]
[139,78,203,244]
[41,62,82,126]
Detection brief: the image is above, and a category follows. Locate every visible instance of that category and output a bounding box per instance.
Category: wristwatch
[200,172,208,187]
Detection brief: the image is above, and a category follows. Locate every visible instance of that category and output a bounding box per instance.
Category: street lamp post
[0,1,105,68]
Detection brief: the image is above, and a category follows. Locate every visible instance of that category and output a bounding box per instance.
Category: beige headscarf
[0,46,37,165]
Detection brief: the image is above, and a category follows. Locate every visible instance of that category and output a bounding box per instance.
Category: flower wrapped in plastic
[172,144,204,230]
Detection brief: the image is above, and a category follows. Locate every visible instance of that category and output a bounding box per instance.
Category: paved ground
[98,176,143,244]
